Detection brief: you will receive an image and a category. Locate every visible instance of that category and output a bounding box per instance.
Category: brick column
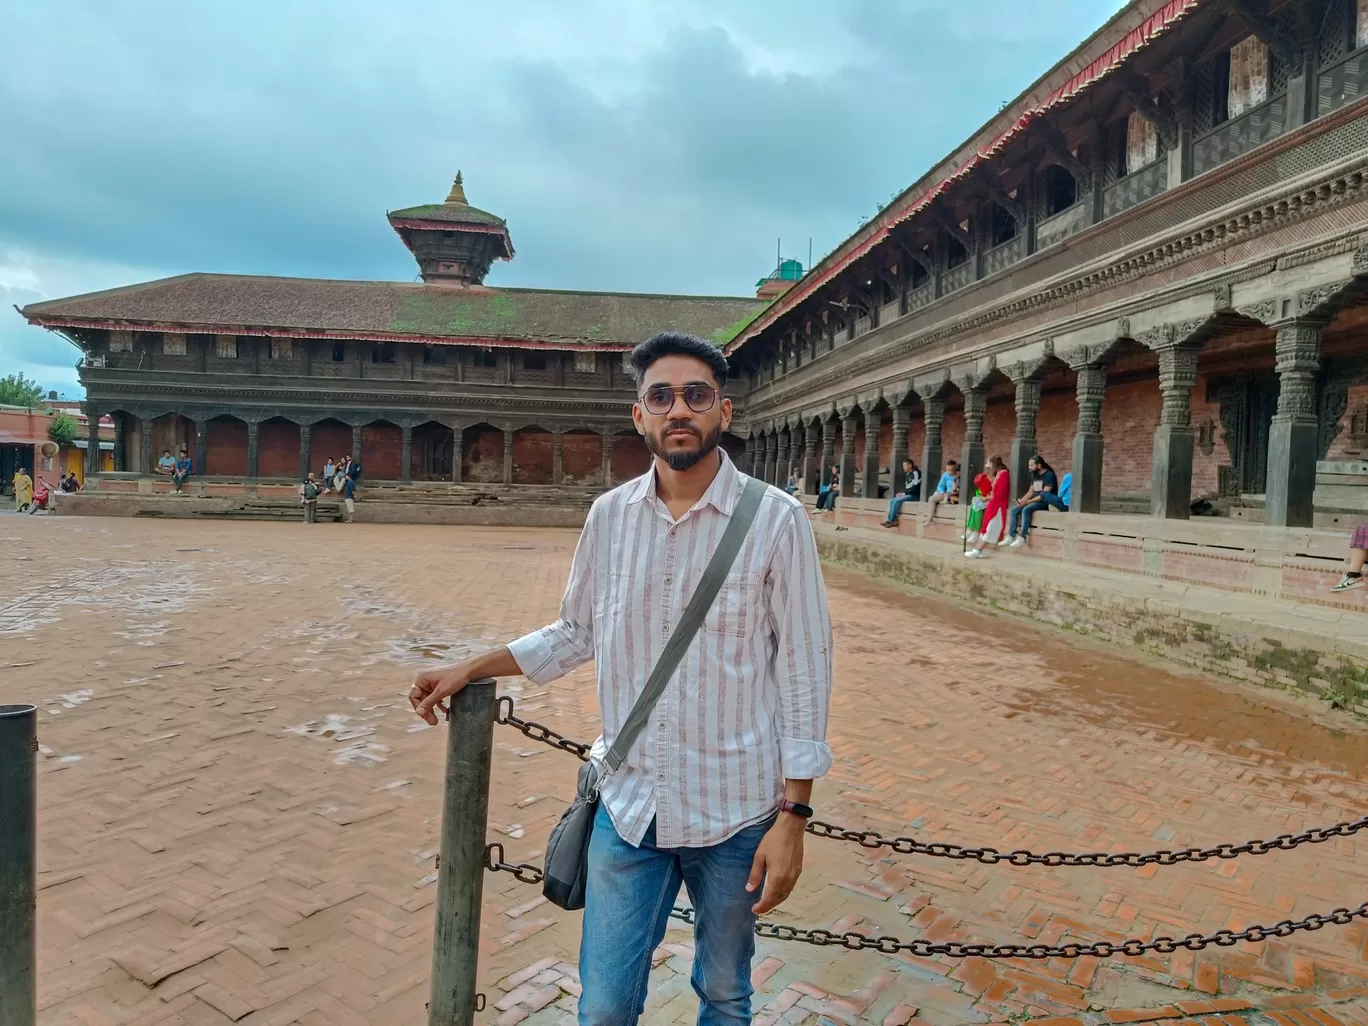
[921,396,944,493]
[861,409,881,499]
[1150,344,1199,519]
[246,420,260,479]
[299,422,312,480]
[502,428,515,485]
[1008,375,1042,503]
[888,407,909,496]
[401,423,413,483]
[552,431,564,485]
[820,418,836,489]
[839,410,858,495]
[960,387,987,485]
[1071,363,1107,514]
[1265,323,1322,527]
[351,424,363,465]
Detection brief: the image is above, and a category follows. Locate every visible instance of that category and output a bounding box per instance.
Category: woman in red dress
[965,455,1010,558]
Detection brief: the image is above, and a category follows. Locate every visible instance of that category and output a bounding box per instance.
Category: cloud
[0,0,1128,392]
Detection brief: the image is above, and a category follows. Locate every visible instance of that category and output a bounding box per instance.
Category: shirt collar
[627,448,744,517]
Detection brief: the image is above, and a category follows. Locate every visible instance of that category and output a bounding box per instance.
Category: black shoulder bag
[541,477,767,910]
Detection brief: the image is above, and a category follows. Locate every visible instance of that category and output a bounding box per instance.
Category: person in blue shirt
[342,472,359,522]
[172,449,193,494]
[921,459,959,524]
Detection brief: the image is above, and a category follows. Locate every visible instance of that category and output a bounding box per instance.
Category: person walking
[12,466,33,511]
[410,331,833,1026]
[965,455,1011,558]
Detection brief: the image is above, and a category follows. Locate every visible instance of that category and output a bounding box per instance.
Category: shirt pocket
[701,571,762,638]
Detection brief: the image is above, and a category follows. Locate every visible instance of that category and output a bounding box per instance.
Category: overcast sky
[1,0,1126,397]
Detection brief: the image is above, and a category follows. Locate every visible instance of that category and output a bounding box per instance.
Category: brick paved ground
[2,514,1368,1026]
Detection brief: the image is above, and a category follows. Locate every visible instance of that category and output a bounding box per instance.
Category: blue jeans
[886,495,911,522]
[1008,492,1068,538]
[580,803,773,1025]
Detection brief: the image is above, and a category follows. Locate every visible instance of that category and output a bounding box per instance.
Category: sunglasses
[637,383,719,416]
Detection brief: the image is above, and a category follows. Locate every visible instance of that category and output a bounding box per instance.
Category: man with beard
[410,331,833,1025]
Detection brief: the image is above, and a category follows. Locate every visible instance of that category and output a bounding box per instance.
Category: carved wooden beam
[930,202,975,251]
[1037,125,1090,183]
[1118,75,1179,143]
[1231,0,1302,71]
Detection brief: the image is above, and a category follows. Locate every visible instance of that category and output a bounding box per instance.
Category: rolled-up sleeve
[767,503,834,779]
[506,506,598,685]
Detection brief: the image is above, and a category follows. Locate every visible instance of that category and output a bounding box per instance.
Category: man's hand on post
[410,664,474,724]
[746,813,806,915]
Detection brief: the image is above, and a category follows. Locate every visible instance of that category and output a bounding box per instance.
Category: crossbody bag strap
[602,476,768,776]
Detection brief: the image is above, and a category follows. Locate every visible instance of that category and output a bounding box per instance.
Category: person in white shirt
[410,331,833,1026]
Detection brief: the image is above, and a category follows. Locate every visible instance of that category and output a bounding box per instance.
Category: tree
[0,372,45,409]
[48,412,80,446]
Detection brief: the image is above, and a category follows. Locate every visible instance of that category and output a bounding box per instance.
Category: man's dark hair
[946,459,959,470]
[628,331,730,391]
[902,458,914,466]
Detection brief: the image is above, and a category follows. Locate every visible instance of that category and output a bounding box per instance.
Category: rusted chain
[483,843,1368,960]
[493,697,1368,868]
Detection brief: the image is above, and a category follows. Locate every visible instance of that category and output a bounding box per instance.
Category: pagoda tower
[387,172,515,286]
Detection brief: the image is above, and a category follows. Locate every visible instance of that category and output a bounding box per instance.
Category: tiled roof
[386,202,506,228]
[21,273,766,350]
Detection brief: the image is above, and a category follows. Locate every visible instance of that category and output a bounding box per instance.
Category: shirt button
[664,576,672,585]
[657,773,665,781]
[658,722,666,732]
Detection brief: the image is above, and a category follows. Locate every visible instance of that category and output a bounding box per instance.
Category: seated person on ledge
[921,459,959,524]
[154,450,175,475]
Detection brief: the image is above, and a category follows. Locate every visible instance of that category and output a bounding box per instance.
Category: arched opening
[512,426,553,485]
[106,410,138,472]
[151,413,195,467]
[610,431,651,484]
[461,423,504,484]
[1100,340,1161,512]
[311,419,353,476]
[412,421,454,480]
[361,419,403,480]
[205,415,249,476]
[258,417,300,479]
[560,429,602,486]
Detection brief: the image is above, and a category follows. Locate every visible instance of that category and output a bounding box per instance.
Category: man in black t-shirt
[1004,455,1066,548]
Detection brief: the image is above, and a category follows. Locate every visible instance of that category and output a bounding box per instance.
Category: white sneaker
[1009,536,1026,548]
[964,548,982,558]
[996,536,1012,546]
[963,532,980,544]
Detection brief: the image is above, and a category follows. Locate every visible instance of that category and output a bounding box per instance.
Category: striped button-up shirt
[507,451,833,848]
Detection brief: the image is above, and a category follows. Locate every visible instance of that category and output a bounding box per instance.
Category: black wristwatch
[779,800,814,819]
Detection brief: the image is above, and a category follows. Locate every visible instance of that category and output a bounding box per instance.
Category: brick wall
[312,422,353,470]
[362,423,402,480]
[610,435,650,483]
[1099,378,1159,497]
[1190,375,1227,498]
[561,432,602,485]
[512,430,553,485]
[258,420,299,479]
[462,426,504,483]
[1325,382,1368,460]
[205,420,248,476]
[1037,389,1076,477]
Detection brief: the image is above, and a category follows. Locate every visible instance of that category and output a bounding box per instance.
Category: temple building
[20,173,764,492]
[723,0,1368,531]
[19,0,1368,539]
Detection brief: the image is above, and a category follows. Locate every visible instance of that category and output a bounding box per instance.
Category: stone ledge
[813,520,1368,717]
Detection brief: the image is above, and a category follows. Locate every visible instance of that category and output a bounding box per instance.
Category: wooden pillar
[195,421,208,478]
[1265,323,1323,527]
[450,424,463,483]
[960,387,987,486]
[139,415,154,475]
[351,424,363,465]
[552,431,564,485]
[84,409,100,476]
[839,411,858,494]
[920,396,944,494]
[1150,343,1199,519]
[1071,363,1106,514]
[401,423,413,484]
[860,409,881,499]
[888,407,910,497]
[502,428,514,486]
[600,432,613,487]
[1008,374,1042,503]
[246,420,260,479]
[819,418,836,489]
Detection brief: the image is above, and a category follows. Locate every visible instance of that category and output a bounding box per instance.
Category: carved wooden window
[235,337,251,359]
[1358,0,1368,48]
[945,235,969,269]
[162,333,187,356]
[370,344,395,364]
[216,334,236,358]
[422,345,444,366]
[522,352,547,371]
[1125,111,1159,174]
[472,349,497,369]
[988,202,1017,246]
[573,351,596,374]
[620,352,633,373]
[1227,35,1269,118]
[109,330,133,353]
[270,338,293,360]
[1042,165,1077,216]
[331,341,346,362]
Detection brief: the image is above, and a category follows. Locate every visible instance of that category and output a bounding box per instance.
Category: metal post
[428,679,496,1026]
[0,704,36,1026]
